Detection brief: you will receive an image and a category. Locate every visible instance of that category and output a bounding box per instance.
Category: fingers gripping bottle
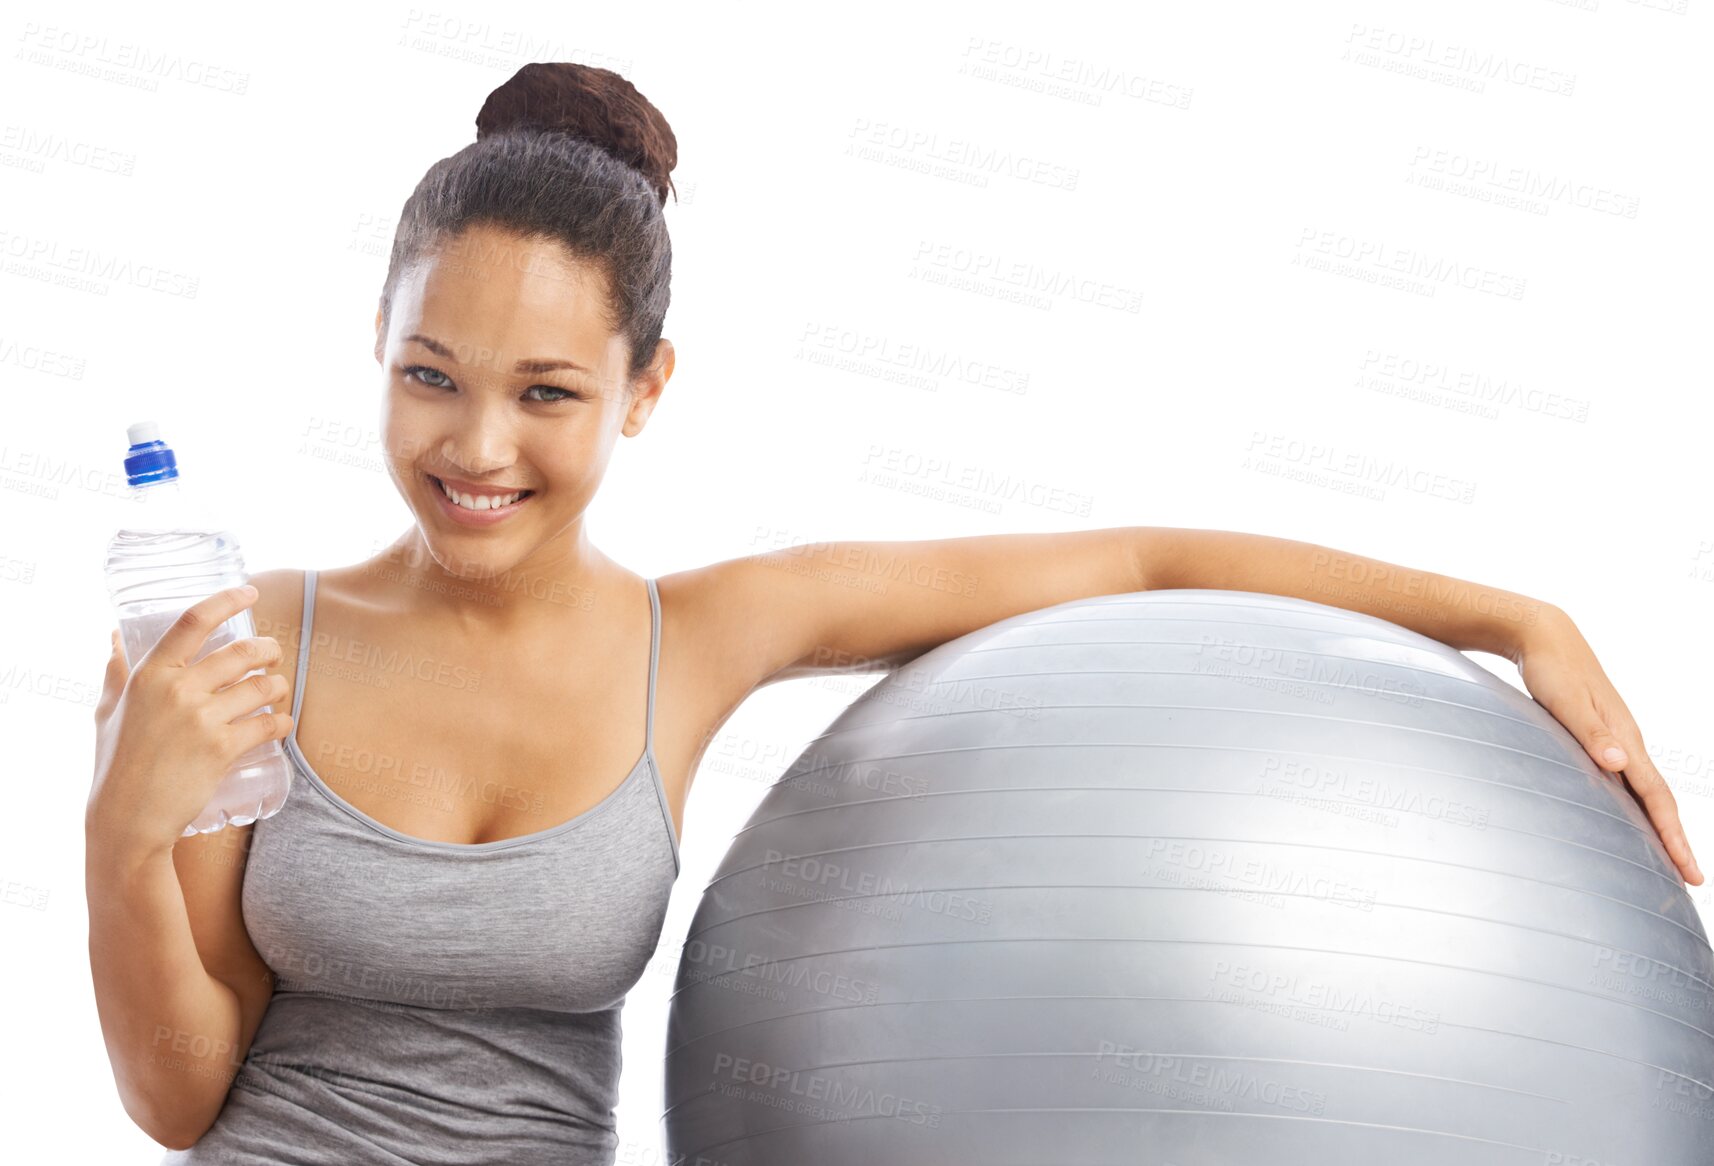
[104,421,292,835]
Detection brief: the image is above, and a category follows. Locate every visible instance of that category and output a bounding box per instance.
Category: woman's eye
[404,364,452,389]
[525,385,582,403]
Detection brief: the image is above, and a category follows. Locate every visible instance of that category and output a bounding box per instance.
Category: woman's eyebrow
[403,333,591,374]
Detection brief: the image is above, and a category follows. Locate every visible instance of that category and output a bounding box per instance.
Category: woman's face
[375,223,662,581]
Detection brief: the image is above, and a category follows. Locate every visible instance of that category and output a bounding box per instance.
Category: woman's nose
[437,431,517,478]
[435,392,522,474]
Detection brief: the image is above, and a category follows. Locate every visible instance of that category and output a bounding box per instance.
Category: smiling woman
[84,50,1701,1166]
[86,61,691,1166]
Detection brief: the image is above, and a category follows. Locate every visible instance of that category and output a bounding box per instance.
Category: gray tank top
[163,569,681,1165]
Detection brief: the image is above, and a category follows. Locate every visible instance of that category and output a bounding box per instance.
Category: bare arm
[1133,526,1552,663]
[697,526,1699,881]
[85,828,274,1150]
[86,571,297,1148]
[711,525,1550,686]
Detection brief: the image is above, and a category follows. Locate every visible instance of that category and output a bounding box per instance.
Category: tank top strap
[293,568,317,723]
[644,576,660,752]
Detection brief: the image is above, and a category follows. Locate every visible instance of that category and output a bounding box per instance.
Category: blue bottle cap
[124,420,179,486]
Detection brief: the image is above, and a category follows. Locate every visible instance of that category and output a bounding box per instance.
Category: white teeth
[435,477,527,510]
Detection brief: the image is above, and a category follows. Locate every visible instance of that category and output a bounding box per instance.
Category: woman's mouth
[425,473,536,526]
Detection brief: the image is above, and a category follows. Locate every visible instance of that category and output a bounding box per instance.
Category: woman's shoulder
[650,558,809,694]
[242,568,310,716]
[246,568,309,638]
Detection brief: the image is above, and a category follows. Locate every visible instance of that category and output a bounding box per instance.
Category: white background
[4,0,1710,1159]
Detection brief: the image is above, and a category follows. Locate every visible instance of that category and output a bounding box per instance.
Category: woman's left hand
[1515,609,1702,886]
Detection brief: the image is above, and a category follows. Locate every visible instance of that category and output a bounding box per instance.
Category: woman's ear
[622,339,673,437]
[651,337,675,384]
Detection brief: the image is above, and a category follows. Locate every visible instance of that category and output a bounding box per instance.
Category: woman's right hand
[88,584,295,859]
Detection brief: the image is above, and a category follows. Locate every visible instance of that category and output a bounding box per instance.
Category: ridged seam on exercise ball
[664,589,1712,1165]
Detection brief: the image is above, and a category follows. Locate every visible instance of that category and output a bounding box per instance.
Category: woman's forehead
[391,260,620,366]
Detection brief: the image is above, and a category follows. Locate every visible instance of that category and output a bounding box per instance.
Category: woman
[85,62,1700,1164]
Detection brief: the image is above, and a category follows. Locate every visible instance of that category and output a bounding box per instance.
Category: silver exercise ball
[664,589,1713,1165]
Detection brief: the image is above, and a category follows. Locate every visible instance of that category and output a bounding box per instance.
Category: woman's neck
[358,526,621,635]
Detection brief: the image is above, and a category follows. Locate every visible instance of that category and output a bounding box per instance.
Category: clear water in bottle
[105,421,292,836]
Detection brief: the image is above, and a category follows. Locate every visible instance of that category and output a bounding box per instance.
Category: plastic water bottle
[104,421,292,836]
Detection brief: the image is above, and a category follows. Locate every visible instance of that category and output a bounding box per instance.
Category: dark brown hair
[378,62,677,383]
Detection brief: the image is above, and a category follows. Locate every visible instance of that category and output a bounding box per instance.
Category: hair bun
[475,62,677,206]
